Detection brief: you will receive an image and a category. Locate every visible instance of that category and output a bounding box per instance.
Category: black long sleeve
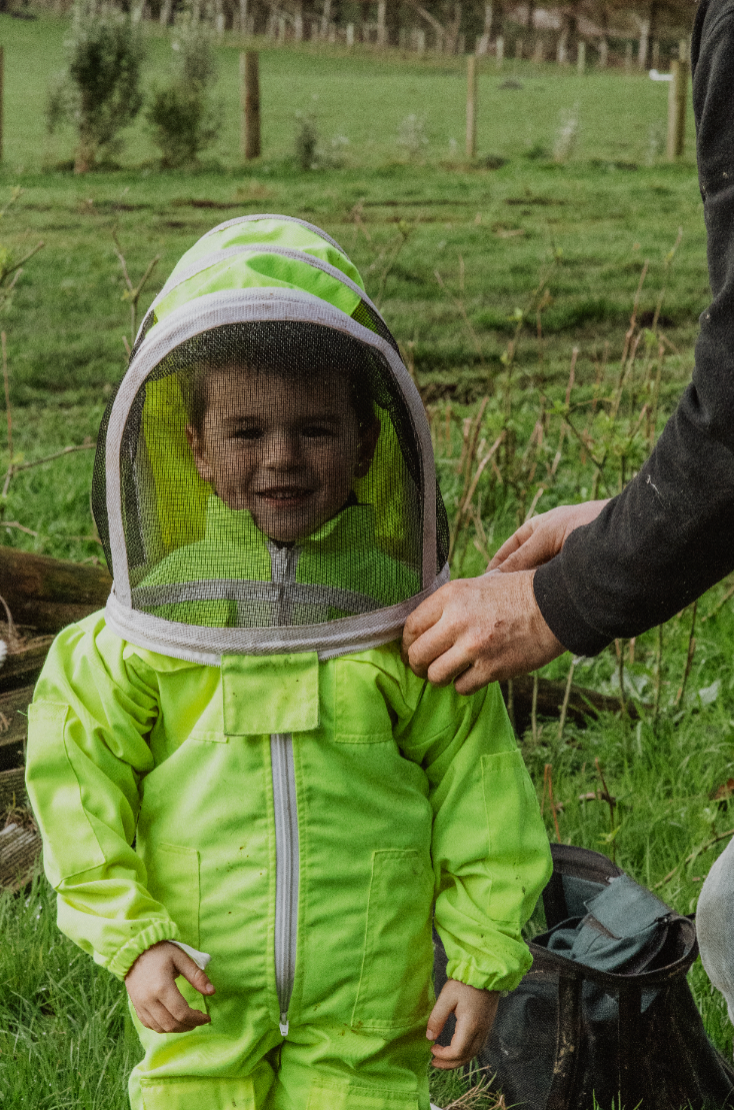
[535,0,734,656]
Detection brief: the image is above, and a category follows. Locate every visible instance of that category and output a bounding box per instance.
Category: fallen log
[501,674,639,737]
[0,545,111,633]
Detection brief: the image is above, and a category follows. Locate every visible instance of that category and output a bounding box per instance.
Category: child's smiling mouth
[256,486,314,505]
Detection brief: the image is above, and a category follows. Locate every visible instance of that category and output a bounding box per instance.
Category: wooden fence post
[638,15,650,69]
[377,0,386,46]
[577,40,585,74]
[495,34,503,67]
[241,51,261,161]
[466,55,477,159]
[624,41,632,72]
[598,37,608,67]
[666,58,688,160]
[556,28,567,65]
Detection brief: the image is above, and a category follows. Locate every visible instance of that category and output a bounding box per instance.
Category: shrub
[145,16,220,168]
[294,113,318,171]
[45,1,144,173]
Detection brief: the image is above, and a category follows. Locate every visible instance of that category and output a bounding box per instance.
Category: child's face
[186,368,379,543]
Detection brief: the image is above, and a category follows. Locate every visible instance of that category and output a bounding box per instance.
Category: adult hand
[125,941,215,1034]
[487,500,609,573]
[426,980,499,1070]
[403,569,564,693]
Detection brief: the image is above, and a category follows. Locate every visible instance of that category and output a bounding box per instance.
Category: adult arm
[534,0,734,655]
[405,0,734,685]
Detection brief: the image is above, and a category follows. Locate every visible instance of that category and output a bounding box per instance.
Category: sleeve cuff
[106,919,181,981]
[446,945,533,994]
[534,557,612,657]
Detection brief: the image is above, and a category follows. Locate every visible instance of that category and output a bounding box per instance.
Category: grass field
[2,11,734,1109]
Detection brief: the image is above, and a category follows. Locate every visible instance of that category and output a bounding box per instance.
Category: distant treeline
[13,0,696,66]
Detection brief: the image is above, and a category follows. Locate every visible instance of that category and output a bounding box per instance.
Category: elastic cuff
[445,949,532,994]
[534,558,611,657]
[107,920,181,981]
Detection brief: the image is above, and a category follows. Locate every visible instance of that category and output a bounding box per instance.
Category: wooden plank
[0,766,26,810]
[0,684,34,771]
[0,636,54,692]
[0,823,41,890]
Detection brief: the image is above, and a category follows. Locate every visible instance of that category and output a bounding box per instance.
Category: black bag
[433,844,734,1110]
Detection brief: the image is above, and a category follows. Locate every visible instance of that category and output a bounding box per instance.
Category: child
[26,215,551,1110]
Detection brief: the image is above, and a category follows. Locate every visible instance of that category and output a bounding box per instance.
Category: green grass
[1,12,733,1109]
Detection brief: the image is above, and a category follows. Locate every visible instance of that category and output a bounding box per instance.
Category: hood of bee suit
[92,214,450,664]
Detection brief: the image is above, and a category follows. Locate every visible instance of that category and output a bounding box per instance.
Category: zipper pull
[279,1013,289,1036]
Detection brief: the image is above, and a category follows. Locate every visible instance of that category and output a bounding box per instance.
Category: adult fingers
[402,590,445,657]
[486,521,535,570]
[488,500,611,575]
[425,644,475,688]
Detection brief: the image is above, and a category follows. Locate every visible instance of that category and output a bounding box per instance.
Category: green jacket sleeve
[25,613,180,980]
[396,674,552,994]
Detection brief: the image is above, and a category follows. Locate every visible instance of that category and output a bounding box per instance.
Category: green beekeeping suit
[25,215,552,1110]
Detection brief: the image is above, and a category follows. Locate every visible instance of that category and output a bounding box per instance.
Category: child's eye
[231,426,263,441]
[302,424,337,439]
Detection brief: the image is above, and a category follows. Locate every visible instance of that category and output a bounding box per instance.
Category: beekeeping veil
[93,215,449,663]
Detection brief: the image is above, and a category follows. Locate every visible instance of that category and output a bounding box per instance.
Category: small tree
[145,16,220,168]
[46,1,144,173]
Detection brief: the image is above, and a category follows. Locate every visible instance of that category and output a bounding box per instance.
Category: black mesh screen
[93,321,448,630]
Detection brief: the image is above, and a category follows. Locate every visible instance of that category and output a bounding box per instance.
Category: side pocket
[352,849,434,1031]
[307,1078,420,1109]
[25,702,105,887]
[140,1075,256,1110]
[142,842,201,949]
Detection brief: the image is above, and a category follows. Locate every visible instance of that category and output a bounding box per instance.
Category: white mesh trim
[106,288,436,620]
[199,214,350,259]
[105,563,449,664]
[131,578,385,615]
[137,244,381,347]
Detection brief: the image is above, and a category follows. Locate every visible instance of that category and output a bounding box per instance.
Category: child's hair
[178,321,377,436]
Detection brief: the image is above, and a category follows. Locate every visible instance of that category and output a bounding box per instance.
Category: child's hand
[426,979,499,1070]
[125,941,215,1034]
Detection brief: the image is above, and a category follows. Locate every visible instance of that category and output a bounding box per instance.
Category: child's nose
[264,431,301,468]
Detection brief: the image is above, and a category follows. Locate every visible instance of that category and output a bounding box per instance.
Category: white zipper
[269,541,302,1036]
[271,731,298,1035]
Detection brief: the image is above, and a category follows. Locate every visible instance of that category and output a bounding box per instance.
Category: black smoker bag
[433,844,734,1110]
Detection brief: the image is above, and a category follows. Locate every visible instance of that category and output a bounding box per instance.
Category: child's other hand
[426,979,499,1070]
[125,941,215,1034]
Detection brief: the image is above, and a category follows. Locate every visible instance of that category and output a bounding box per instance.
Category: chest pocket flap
[222,652,319,735]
